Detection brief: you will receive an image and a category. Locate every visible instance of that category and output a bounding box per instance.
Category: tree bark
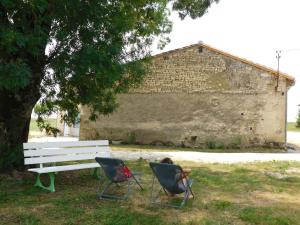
[0,82,41,172]
[0,6,52,172]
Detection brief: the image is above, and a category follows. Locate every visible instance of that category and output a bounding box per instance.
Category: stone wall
[80,45,291,148]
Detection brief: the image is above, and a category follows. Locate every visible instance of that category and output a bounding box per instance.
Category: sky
[154,0,300,122]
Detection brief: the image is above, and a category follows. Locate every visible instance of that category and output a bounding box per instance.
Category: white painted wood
[23,140,109,149]
[24,152,110,165]
[24,146,110,157]
[23,140,111,174]
[38,147,43,168]
[28,163,100,173]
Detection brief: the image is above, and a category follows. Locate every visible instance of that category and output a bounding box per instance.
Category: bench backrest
[23,140,110,168]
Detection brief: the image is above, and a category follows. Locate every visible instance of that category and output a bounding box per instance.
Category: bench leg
[92,168,101,179]
[92,168,98,178]
[35,173,56,193]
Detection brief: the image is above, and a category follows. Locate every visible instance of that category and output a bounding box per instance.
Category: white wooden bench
[23,140,111,192]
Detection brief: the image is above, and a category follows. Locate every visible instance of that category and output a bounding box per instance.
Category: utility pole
[275,50,281,91]
[275,49,285,146]
[274,48,300,148]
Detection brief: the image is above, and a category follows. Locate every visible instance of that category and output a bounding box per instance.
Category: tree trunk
[0,87,41,172]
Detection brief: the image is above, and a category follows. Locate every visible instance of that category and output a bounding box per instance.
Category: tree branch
[46,43,61,63]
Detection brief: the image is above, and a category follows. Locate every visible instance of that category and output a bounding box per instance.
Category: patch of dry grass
[1,160,300,224]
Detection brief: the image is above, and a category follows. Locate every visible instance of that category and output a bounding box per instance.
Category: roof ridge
[151,43,295,82]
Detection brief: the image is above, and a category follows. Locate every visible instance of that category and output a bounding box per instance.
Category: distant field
[287,122,300,132]
[29,118,58,132]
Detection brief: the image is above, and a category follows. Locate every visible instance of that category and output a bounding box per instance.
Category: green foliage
[126,132,137,144]
[206,140,224,149]
[173,0,219,19]
[0,0,219,130]
[230,136,242,148]
[206,140,216,149]
[287,122,300,132]
[30,118,57,133]
[296,109,300,128]
[0,1,219,172]
[34,104,60,136]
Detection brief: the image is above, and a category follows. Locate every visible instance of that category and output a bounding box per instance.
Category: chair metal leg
[188,186,195,199]
[149,176,194,209]
[162,187,169,196]
[150,176,174,207]
[98,181,114,199]
[132,174,143,190]
[92,167,102,179]
[179,191,189,208]
[187,179,195,198]
[150,175,160,204]
[98,180,131,200]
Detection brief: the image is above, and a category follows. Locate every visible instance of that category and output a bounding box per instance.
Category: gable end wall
[80,46,288,148]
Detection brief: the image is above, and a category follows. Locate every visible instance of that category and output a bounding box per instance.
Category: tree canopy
[0,0,218,171]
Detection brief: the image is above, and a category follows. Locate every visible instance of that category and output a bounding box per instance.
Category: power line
[278,48,300,53]
[275,50,281,91]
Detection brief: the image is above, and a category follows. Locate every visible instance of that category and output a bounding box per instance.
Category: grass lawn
[287,122,300,132]
[1,160,300,225]
[29,118,58,137]
[29,118,58,132]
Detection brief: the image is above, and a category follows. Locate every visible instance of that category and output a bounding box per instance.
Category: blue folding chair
[95,157,143,200]
[149,162,194,208]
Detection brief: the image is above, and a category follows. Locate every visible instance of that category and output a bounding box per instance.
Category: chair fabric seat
[165,178,193,194]
[95,157,143,200]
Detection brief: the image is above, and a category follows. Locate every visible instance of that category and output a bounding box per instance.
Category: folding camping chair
[149,162,194,208]
[95,157,143,200]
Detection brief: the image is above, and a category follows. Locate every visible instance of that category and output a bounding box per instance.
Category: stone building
[80,43,295,148]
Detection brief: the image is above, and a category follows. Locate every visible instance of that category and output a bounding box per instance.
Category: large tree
[0,0,218,171]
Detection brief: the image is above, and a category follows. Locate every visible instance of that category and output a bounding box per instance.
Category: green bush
[127,132,137,144]
[206,141,216,149]
[206,140,225,149]
[296,109,300,128]
[230,136,242,148]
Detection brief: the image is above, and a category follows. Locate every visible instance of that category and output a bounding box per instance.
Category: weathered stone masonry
[80,44,295,148]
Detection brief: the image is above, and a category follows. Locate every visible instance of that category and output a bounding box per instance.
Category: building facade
[80,43,295,148]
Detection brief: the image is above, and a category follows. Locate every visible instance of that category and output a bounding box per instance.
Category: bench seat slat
[28,163,100,173]
[24,146,109,157]
[24,152,110,165]
[24,140,109,149]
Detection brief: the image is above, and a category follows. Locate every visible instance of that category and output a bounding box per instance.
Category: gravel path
[29,134,300,164]
[112,150,300,164]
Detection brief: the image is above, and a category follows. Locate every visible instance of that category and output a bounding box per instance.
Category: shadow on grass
[1,161,300,224]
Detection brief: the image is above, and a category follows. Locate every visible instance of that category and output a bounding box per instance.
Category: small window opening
[198,46,203,53]
[191,136,197,142]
